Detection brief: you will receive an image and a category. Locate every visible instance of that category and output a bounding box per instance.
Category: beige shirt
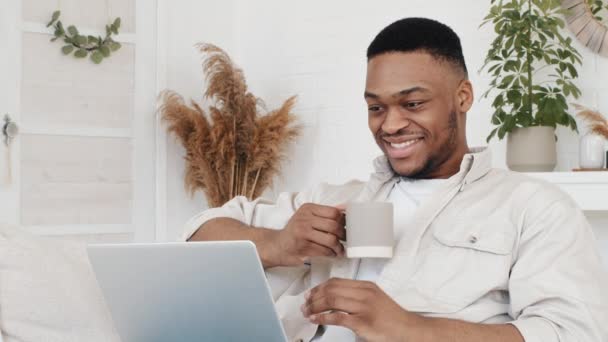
[182,148,608,342]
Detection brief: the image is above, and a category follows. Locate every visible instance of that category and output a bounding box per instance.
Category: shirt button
[295,339,304,342]
[469,235,478,244]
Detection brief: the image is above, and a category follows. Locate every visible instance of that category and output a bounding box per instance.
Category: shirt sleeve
[180,187,315,242]
[508,196,608,342]
[179,185,322,301]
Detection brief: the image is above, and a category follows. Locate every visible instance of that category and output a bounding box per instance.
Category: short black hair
[367,17,468,77]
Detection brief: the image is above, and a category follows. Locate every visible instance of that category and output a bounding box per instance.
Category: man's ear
[456,79,474,113]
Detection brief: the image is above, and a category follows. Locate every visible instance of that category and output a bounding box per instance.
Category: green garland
[47,11,122,64]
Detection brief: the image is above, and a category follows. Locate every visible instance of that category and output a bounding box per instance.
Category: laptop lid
[87,241,287,342]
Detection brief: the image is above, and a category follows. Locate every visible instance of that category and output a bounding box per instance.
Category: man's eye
[368,105,383,112]
[404,102,423,109]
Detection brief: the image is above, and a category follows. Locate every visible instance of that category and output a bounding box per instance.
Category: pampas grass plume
[574,103,608,140]
[159,44,301,207]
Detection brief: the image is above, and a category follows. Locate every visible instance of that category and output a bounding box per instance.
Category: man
[183,18,608,341]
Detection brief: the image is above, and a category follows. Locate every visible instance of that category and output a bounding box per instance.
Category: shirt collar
[371,147,493,185]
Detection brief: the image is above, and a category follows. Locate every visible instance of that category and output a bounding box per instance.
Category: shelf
[524,172,608,211]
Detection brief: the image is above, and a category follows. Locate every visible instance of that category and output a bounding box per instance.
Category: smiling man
[183,18,608,341]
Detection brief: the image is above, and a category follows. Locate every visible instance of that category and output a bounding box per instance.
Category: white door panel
[0,0,156,243]
[0,0,21,225]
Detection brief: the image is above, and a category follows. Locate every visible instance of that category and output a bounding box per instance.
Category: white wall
[162,0,238,240]
[162,0,608,264]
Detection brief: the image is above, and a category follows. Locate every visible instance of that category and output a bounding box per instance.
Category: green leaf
[75,35,87,45]
[507,90,522,103]
[498,124,508,140]
[568,115,579,132]
[110,41,121,51]
[113,17,121,30]
[61,45,74,55]
[492,94,505,107]
[67,25,78,36]
[566,63,578,78]
[74,49,88,58]
[87,35,98,44]
[91,51,104,64]
[487,127,499,143]
[500,75,515,88]
[47,10,61,27]
[491,114,502,125]
[99,45,111,57]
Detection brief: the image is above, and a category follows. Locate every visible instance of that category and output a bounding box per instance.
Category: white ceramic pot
[579,132,606,169]
[506,126,557,172]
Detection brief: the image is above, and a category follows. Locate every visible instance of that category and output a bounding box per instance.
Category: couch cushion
[0,225,120,342]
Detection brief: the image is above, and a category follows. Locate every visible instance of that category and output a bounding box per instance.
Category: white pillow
[0,225,120,342]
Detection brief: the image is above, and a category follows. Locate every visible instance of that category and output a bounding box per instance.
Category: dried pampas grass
[159,43,301,207]
[574,103,608,139]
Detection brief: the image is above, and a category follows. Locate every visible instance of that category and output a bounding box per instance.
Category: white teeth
[390,139,420,149]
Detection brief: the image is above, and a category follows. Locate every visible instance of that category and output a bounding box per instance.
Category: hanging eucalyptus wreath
[46,10,122,64]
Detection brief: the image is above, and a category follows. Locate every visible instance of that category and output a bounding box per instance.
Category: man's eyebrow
[364,91,379,99]
[364,86,430,99]
[394,86,430,97]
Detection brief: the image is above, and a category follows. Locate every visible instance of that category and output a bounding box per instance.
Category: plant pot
[506,126,556,172]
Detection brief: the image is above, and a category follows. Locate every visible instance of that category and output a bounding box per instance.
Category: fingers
[303,278,377,315]
[303,294,365,317]
[312,217,346,240]
[311,204,344,222]
[307,228,345,256]
[309,311,359,330]
[312,278,375,292]
[304,243,337,258]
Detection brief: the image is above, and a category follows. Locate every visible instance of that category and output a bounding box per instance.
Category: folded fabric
[0,225,120,342]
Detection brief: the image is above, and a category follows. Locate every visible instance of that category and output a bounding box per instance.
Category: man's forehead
[365,55,459,97]
[366,51,460,80]
[364,86,432,99]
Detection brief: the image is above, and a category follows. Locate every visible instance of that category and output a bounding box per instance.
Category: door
[0,0,157,243]
[0,0,20,225]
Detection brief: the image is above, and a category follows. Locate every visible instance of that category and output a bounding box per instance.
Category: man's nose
[381,107,410,135]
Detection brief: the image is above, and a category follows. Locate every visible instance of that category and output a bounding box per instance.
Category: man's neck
[415,145,470,180]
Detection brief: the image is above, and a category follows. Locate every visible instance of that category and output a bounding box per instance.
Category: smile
[389,139,422,149]
[383,137,423,159]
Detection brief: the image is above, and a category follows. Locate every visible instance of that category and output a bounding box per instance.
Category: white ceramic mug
[345,202,394,258]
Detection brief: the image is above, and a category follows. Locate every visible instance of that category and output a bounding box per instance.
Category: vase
[579,132,606,169]
[506,126,557,172]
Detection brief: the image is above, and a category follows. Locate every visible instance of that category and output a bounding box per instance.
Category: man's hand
[301,278,422,341]
[301,278,525,342]
[268,203,346,267]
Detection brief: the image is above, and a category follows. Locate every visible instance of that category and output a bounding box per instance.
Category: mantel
[524,172,608,211]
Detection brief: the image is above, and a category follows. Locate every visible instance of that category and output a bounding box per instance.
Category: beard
[389,110,458,178]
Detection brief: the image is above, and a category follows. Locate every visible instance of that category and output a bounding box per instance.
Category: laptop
[87,241,288,342]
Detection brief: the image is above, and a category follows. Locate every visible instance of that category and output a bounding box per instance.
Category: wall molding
[21,124,132,138]
[23,224,133,235]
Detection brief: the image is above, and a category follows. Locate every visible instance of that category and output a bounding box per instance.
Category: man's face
[365,51,472,178]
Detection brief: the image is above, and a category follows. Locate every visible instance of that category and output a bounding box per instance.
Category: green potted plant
[481,0,582,172]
